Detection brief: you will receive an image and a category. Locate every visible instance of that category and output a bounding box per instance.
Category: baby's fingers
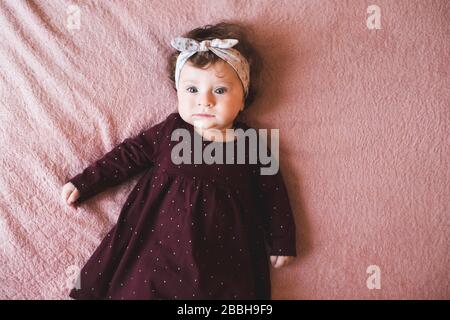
[270,256,294,268]
[67,189,80,205]
[61,185,72,203]
[273,256,285,268]
[270,255,279,267]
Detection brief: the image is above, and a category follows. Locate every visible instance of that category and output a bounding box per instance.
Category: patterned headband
[170,37,250,97]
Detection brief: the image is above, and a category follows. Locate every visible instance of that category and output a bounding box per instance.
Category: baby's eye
[186,87,198,93]
[215,87,227,94]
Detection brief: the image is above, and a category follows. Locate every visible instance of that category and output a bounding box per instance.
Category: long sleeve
[256,167,297,257]
[67,114,174,203]
[253,136,297,257]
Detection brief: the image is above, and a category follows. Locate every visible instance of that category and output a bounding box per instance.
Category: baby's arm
[255,155,297,268]
[259,168,297,260]
[62,131,154,205]
[62,119,170,205]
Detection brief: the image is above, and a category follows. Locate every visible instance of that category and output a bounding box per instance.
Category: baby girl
[61,22,296,300]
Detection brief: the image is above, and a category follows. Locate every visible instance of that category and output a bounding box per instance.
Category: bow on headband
[170,37,250,97]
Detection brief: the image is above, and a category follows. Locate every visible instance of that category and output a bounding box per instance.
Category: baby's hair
[167,21,263,110]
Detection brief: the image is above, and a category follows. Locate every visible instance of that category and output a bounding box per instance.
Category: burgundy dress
[68,112,296,300]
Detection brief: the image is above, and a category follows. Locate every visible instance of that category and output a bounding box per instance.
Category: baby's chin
[192,119,213,129]
[179,113,216,130]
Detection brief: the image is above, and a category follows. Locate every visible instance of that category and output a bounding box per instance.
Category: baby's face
[177,60,245,132]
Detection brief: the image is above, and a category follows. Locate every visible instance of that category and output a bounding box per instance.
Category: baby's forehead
[181,60,239,81]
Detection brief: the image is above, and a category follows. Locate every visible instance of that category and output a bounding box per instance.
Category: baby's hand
[270,256,294,268]
[61,182,80,206]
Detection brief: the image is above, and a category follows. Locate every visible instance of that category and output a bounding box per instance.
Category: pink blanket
[1,0,448,299]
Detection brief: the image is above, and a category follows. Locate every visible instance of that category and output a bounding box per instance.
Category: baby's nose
[198,92,215,107]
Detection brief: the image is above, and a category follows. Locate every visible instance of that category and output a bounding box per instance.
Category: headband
[170,37,250,97]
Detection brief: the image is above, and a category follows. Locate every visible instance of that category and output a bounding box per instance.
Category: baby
[62,22,296,300]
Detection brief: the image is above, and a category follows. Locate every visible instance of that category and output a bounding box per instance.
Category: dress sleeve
[66,114,174,203]
[254,143,297,257]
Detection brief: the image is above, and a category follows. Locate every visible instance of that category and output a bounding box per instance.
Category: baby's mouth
[193,113,215,118]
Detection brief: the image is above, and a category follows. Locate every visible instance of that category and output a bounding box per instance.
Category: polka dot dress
[68,113,296,300]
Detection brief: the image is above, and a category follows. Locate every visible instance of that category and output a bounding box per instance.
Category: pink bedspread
[0,0,448,299]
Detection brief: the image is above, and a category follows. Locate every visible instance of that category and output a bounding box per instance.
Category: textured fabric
[68,113,296,300]
[1,0,448,300]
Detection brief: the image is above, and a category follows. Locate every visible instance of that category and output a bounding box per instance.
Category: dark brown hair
[167,21,263,110]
